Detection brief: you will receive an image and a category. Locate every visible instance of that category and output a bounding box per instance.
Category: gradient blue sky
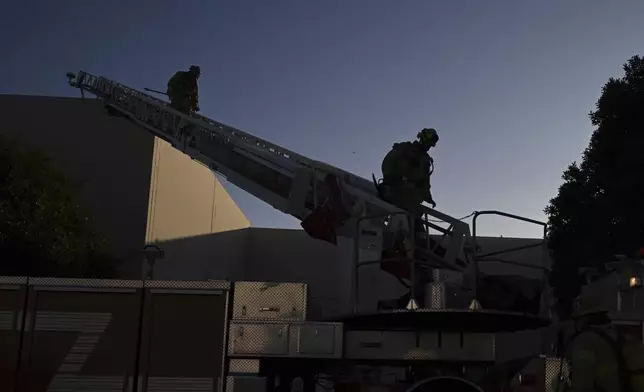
[2,1,643,238]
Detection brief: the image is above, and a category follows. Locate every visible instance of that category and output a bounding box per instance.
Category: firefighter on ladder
[166,65,201,146]
[566,269,644,392]
[167,65,201,115]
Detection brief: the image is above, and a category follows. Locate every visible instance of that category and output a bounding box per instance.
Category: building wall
[152,229,250,281]
[152,226,551,319]
[243,228,355,319]
[145,137,249,243]
[239,230,550,317]
[0,95,154,260]
[142,137,250,279]
[0,95,249,278]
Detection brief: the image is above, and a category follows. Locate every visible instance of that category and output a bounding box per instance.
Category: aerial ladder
[65,71,558,391]
[65,71,553,315]
[65,71,479,306]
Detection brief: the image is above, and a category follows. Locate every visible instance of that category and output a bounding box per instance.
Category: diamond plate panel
[228,359,260,374]
[146,280,230,290]
[29,277,143,288]
[425,283,472,310]
[427,283,447,309]
[430,269,463,285]
[545,357,570,392]
[0,276,28,285]
[233,282,307,321]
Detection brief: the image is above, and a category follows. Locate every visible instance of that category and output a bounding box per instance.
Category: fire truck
[6,70,635,391]
[4,257,641,392]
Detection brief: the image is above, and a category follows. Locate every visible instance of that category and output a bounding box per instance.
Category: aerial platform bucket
[301,174,348,245]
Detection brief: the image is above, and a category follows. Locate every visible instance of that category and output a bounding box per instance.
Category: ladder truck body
[66,71,558,392]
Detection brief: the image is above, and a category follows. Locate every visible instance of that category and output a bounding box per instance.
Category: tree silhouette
[0,133,117,277]
[546,55,644,318]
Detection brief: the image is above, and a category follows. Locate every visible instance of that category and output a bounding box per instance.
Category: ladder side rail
[192,121,300,180]
[88,73,377,215]
[81,72,303,182]
[228,142,299,178]
[81,74,189,144]
[193,112,305,163]
[100,98,293,214]
[79,77,315,222]
[208,119,375,194]
[93,75,241,147]
[188,131,297,190]
[190,111,311,164]
[195,110,376,194]
[82,75,298,216]
[118,82,315,184]
[91,73,331,175]
[193,110,376,193]
[188,149,291,213]
[99,78,186,147]
[78,71,379,199]
[303,158,376,193]
[194,135,298,202]
[78,72,298,166]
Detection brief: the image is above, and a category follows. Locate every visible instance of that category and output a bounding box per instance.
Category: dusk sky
[2,1,643,238]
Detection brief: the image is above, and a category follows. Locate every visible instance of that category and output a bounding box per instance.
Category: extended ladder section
[66,71,473,271]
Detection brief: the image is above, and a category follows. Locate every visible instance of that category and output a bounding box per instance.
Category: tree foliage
[546,55,644,318]
[0,133,117,277]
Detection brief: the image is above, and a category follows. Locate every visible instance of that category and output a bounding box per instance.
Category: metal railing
[351,210,475,314]
[472,210,548,272]
[471,210,550,318]
[350,209,551,315]
[351,212,416,313]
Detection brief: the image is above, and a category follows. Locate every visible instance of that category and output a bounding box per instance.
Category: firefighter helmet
[189,65,201,75]
[417,128,439,147]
